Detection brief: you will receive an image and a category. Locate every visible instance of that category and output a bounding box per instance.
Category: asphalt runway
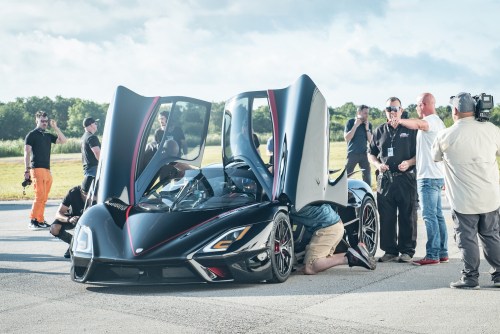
[1,200,499,334]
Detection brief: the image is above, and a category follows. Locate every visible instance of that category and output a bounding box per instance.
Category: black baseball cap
[83,117,99,127]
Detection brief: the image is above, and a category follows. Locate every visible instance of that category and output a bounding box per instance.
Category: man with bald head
[394,93,447,266]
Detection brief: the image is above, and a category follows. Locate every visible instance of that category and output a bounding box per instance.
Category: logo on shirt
[400,133,409,138]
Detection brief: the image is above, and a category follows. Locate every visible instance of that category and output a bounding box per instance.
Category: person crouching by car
[290,203,376,274]
[49,176,95,258]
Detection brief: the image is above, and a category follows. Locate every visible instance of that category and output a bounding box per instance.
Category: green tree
[67,99,107,137]
[0,101,30,140]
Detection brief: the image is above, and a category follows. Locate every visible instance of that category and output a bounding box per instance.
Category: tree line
[1,96,499,142]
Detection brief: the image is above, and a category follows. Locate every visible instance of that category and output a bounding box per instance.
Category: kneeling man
[291,203,376,274]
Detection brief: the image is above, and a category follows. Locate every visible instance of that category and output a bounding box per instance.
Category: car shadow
[84,258,500,295]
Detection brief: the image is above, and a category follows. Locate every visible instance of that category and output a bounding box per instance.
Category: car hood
[222,75,347,211]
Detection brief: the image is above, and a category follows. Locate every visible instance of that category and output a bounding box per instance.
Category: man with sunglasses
[368,97,418,263]
[432,92,500,289]
[24,111,68,230]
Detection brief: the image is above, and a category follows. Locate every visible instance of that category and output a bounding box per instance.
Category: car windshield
[137,167,260,212]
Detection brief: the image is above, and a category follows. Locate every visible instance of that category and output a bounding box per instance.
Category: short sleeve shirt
[81,131,101,171]
[165,126,185,155]
[369,123,417,172]
[290,204,341,233]
[416,114,445,179]
[62,186,86,217]
[25,129,58,169]
[432,117,500,214]
[344,118,372,154]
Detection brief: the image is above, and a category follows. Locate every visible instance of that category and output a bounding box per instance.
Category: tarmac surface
[0,198,499,334]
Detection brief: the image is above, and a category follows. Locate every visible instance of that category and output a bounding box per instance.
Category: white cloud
[1,0,499,109]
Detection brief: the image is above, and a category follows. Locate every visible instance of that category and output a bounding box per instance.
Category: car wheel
[268,212,294,283]
[358,196,378,256]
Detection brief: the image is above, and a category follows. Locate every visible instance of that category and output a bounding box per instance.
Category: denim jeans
[84,165,97,177]
[417,178,448,260]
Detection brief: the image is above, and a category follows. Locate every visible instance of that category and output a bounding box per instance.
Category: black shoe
[450,278,479,290]
[346,247,376,270]
[63,247,71,259]
[28,219,43,230]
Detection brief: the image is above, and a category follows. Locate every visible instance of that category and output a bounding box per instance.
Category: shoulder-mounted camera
[473,93,494,122]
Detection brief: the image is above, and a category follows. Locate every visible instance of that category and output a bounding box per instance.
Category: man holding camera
[24,111,67,230]
[368,97,418,263]
[344,105,373,185]
[432,92,500,289]
[393,93,448,266]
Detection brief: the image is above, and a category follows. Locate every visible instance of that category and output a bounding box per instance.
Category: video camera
[473,93,494,122]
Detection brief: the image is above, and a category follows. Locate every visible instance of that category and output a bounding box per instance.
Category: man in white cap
[81,117,101,177]
[432,92,500,289]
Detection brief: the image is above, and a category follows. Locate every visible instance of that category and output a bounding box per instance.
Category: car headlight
[72,225,93,255]
[202,226,251,253]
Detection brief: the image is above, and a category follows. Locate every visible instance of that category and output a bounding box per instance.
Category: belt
[391,170,414,177]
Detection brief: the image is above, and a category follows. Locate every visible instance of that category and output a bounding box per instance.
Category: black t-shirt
[25,129,58,169]
[369,123,417,172]
[344,118,373,154]
[62,186,85,217]
[165,126,185,155]
[81,131,101,171]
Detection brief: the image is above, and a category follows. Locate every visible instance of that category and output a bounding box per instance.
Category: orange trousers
[30,168,53,222]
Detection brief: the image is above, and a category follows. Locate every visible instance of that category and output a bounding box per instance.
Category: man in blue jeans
[394,93,448,265]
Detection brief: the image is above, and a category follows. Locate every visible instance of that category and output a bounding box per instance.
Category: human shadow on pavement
[0,252,67,263]
[0,203,58,211]
[0,267,68,276]
[0,236,54,243]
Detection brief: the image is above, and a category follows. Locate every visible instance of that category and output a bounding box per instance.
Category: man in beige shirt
[432,92,500,289]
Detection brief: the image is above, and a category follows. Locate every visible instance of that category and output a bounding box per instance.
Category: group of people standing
[344,92,500,289]
[22,91,500,289]
[24,113,100,257]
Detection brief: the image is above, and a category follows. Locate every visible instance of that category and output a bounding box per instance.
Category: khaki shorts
[304,222,344,265]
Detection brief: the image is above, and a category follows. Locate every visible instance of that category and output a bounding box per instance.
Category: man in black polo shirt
[368,97,418,263]
[344,104,373,185]
[24,111,67,230]
[50,176,95,258]
[81,117,101,177]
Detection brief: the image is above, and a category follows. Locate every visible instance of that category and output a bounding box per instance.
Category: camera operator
[432,92,500,289]
[368,97,418,263]
[344,105,373,185]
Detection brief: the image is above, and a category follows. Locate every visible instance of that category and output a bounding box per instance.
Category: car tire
[268,212,294,283]
[358,196,378,256]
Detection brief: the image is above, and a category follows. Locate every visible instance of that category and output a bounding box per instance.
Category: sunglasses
[385,106,400,112]
[40,120,49,123]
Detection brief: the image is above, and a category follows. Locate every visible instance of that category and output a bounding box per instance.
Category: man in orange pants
[24,111,67,230]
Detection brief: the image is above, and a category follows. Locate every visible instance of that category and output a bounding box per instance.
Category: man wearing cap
[368,97,418,263]
[392,93,448,266]
[432,92,500,289]
[50,176,95,258]
[81,117,101,177]
[344,104,373,185]
[24,111,68,230]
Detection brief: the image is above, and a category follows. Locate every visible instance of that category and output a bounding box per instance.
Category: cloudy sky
[1,0,500,109]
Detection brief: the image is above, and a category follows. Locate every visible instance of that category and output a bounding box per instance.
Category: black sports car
[71,75,378,284]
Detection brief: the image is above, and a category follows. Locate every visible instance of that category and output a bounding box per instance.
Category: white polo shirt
[432,117,500,214]
[416,114,445,179]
